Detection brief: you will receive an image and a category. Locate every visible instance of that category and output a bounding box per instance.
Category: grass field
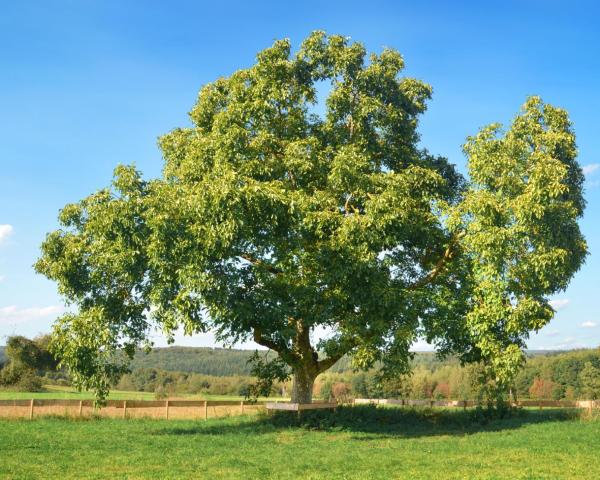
[1,407,599,479]
[0,385,283,402]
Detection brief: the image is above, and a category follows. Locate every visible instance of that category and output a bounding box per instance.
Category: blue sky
[1,0,599,350]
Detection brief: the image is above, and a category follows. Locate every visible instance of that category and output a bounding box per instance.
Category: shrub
[238,383,250,397]
[154,385,168,399]
[15,370,43,392]
[331,383,352,403]
[529,377,556,399]
[579,362,600,399]
[350,373,369,398]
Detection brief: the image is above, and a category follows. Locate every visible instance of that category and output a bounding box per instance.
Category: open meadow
[0,385,283,402]
[1,407,599,479]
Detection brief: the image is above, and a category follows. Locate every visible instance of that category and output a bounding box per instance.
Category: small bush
[154,385,168,399]
[0,364,43,391]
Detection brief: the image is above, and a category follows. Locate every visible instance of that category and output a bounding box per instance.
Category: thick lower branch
[409,231,465,290]
[252,328,281,351]
[317,354,343,374]
[316,340,357,374]
[239,254,282,275]
[253,327,298,366]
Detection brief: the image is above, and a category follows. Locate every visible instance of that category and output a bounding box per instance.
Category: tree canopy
[0,335,58,391]
[36,32,586,402]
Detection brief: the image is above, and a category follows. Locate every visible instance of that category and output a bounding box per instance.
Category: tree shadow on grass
[152,405,583,439]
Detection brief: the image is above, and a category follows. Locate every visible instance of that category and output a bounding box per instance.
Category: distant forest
[3,342,600,401]
[111,347,600,400]
[0,343,590,377]
[128,347,280,376]
[125,346,477,375]
[125,346,557,376]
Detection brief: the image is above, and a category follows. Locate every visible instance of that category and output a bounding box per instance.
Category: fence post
[165,400,169,420]
[123,400,127,418]
[29,399,34,420]
[79,400,83,417]
[240,400,244,415]
[204,400,208,420]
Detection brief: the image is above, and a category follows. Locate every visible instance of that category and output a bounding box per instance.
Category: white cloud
[0,275,4,282]
[545,329,560,337]
[581,321,598,329]
[549,299,570,311]
[0,305,62,325]
[582,163,600,176]
[0,224,13,244]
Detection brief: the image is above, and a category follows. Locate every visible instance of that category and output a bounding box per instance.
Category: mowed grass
[1,407,599,479]
[0,385,155,400]
[0,385,284,402]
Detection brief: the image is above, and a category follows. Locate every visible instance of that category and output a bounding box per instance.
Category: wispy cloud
[549,299,570,311]
[581,321,598,329]
[582,163,600,176]
[0,305,62,325]
[0,224,13,244]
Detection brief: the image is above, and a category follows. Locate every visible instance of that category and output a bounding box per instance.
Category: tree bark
[291,369,316,404]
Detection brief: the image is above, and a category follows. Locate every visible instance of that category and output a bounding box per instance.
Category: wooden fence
[353,398,599,410]
[0,399,267,420]
[1,398,597,420]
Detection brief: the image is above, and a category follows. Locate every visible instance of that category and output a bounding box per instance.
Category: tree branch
[239,254,282,275]
[316,353,344,374]
[316,340,358,374]
[253,327,298,366]
[408,231,465,290]
[344,193,353,214]
[253,327,282,352]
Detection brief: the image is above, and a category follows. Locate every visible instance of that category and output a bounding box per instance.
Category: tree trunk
[291,369,316,404]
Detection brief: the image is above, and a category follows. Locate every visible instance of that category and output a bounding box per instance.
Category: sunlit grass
[1,407,599,479]
[0,385,286,402]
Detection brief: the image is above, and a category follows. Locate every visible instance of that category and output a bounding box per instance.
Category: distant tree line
[127,347,279,376]
[513,349,600,400]
[115,347,600,402]
[318,349,600,402]
[114,368,286,398]
[1,336,599,401]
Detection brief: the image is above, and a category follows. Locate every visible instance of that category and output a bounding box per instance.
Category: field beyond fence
[1,397,598,420]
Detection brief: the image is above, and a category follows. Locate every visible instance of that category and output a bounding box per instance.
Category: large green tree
[0,335,58,390]
[36,32,586,403]
[579,362,600,400]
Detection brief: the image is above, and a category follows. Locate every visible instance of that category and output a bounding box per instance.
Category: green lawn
[1,407,598,479]
[0,385,284,402]
[0,385,155,400]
